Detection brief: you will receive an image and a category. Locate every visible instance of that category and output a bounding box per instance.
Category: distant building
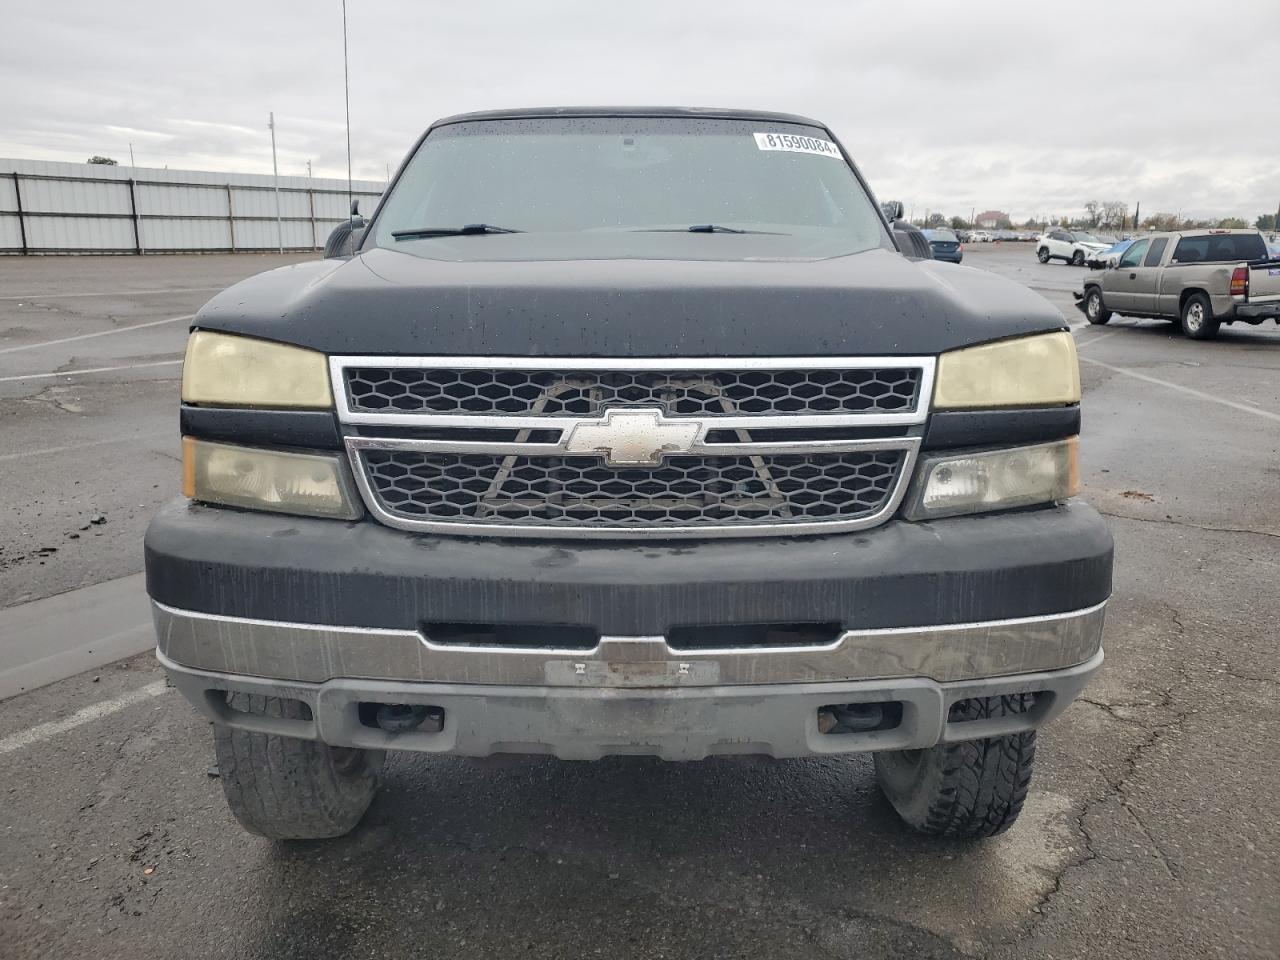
[975,210,1010,229]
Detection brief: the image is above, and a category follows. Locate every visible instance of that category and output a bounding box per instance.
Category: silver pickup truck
[1074,229,1280,339]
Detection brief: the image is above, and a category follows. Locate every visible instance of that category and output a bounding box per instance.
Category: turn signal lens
[934,332,1080,409]
[182,437,361,520]
[903,438,1078,521]
[182,331,331,408]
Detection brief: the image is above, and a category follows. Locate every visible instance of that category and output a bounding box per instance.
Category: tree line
[911,202,1277,233]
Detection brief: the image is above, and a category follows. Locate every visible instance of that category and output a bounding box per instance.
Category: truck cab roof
[431,105,826,128]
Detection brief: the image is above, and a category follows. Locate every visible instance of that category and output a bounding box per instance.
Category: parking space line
[0,286,221,301]
[0,680,168,756]
[0,432,170,462]
[0,359,182,383]
[1079,356,1280,423]
[0,314,193,355]
[1074,330,1120,350]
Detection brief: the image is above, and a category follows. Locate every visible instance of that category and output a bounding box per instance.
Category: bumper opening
[424,621,598,650]
[668,621,843,650]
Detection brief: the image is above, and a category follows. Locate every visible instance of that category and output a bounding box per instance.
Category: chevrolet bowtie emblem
[564,408,702,465]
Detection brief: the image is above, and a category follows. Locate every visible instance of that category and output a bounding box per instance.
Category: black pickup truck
[147,107,1112,842]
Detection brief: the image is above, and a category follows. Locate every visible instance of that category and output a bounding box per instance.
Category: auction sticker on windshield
[753,132,842,158]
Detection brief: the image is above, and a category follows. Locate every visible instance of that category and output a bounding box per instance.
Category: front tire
[1084,288,1112,325]
[1036,247,1051,264]
[1180,293,1220,340]
[1071,250,1085,267]
[874,694,1036,838]
[214,694,385,840]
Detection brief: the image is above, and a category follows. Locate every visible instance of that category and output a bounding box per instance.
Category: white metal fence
[0,158,386,254]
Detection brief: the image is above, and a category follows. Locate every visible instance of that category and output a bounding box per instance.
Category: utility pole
[306,159,312,178]
[1133,201,1140,232]
[268,112,283,253]
[128,142,135,168]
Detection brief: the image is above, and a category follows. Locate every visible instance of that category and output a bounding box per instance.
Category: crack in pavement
[1096,509,1280,541]
[1007,603,1195,946]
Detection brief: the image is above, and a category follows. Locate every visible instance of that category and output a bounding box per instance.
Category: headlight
[934,332,1080,409]
[182,438,361,519]
[902,438,1078,521]
[182,331,331,408]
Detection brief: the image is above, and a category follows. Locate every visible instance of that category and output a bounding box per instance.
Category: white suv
[1037,229,1109,266]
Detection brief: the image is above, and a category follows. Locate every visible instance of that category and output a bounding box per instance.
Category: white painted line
[1079,356,1280,423]
[0,313,193,355]
[0,432,169,462]
[1075,330,1120,350]
[0,286,221,301]
[0,680,168,755]
[0,359,182,383]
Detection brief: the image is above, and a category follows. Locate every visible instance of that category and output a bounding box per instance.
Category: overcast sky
[3,0,1278,223]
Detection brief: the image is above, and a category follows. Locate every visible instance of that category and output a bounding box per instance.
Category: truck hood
[194,246,1065,357]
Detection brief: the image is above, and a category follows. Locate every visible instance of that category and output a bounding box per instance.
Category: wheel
[1036,247,1051,264]
[1071,250,1085,266]
[213,693,385,840]
[1084,288,1111,325]
[1180,293,1220,340]
[873,694,1036,838]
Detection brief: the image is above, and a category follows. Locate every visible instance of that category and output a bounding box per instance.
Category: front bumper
[145,499,1112,633]
[146,499,1111,758]
[158,647,1103,761]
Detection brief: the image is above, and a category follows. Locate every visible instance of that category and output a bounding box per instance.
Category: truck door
[1126,237,1168,314]
[1102,238,1151,312]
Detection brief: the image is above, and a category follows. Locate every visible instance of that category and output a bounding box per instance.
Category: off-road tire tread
[874,693,1036,839]
[214,694,384,840]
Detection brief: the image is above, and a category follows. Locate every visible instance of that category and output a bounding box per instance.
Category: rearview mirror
[881,201,904,222]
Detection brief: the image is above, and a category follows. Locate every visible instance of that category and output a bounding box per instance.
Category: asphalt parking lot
[1,243,1277,959]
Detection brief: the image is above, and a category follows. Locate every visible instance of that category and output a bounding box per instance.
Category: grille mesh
[345,367,921,417]
[360,450,905,528]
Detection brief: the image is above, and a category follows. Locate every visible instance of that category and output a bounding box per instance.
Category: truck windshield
[1171,233,1268,264]
[370,116,892,262]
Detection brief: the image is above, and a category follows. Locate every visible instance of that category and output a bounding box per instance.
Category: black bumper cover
[144,500,1113,635]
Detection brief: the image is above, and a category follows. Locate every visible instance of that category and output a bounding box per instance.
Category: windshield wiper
[635,224,786,235]
[391,223,523,239]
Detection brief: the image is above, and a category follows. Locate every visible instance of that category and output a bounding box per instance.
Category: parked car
[150,105,1110,842]
[922,228,963,262]
[1085,239,1133,269]
[1075,229,1280,338]
[1037,229,1109,266]
[969,230,993,242]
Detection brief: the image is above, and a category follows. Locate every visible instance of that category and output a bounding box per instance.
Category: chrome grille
[359,450,906,528]
[344,366,922,417]
[332,355,933,539]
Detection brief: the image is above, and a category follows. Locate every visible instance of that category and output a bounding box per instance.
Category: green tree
[925,212,947,228]
[87,155,117,165]
[949,215,971,231]
[1255,214,1277,232]
[1216,217,1248,229]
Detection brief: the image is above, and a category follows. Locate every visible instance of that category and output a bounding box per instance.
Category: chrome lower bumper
[152,600,1106,687]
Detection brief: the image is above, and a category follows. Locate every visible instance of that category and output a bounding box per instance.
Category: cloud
[1,0,1277,219]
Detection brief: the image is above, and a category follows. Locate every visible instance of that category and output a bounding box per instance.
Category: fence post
[127,178,142,254]
[12,173,28,254]
[226,183,236,252]
[308,188,317,250]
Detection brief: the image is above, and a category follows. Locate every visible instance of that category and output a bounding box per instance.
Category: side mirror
[324,216,367,260]
[881,200,905,222]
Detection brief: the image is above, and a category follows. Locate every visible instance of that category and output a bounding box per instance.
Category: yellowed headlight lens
[182,331,331,408]
[182,437,360,520]
[904,438,1079,520]
[934,331,1080,409]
